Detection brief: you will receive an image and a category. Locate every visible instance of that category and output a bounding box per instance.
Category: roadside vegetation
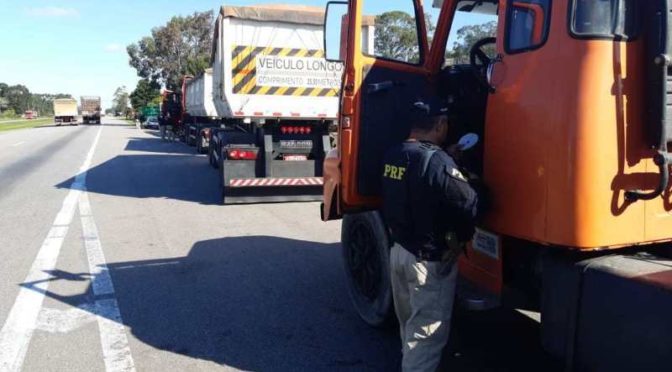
[0,117,55,132]
[0,83,71,119]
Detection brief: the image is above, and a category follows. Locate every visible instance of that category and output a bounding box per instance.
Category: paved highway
[0,119,558,371]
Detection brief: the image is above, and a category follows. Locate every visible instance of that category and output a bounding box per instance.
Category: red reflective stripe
[272,112,282,117]
[291,113,301,117]
[253,112,264,116]
[234,111,244,116]
[228,177,324,187]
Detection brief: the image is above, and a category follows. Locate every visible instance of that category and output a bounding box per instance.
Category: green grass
[0,118,56,132]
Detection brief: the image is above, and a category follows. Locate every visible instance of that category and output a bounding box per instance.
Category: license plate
[284,155,307,161]
[280,140,312,149]
[472,228,500,259]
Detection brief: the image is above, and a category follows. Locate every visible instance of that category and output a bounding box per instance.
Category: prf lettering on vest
[384,164,406,180]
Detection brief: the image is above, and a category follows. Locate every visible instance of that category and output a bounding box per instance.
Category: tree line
[126,11,213,113]
[0,83,72,118]
[123,9,495,112]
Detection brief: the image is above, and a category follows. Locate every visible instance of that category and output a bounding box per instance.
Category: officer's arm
[426,153,479,220]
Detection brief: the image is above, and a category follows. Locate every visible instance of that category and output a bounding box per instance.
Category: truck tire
[341,211,394,327]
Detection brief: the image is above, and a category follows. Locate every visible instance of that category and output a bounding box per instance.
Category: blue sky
[0,1,491,110]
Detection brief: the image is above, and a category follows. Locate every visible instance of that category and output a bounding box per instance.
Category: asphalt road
[0,119,559,371]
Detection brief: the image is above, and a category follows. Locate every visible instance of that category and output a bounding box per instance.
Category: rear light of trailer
[280,126,312,135]
[228,149,258,160]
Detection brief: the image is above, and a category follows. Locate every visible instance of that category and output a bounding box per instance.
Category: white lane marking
[79,192,135,372]
[36,305,97,333]
[10,142,25,147]
[0,126,103,372]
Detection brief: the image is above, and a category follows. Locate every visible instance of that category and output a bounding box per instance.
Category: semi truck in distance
[53,98,78,126]
[208,4,343,204]
[80,96,101,124]
[183,69,219,153]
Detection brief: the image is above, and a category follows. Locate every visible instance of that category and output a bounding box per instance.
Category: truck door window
[505,0,551,53]
[444,1,498,66]
[363,1,422,65]
[570,0,638,40]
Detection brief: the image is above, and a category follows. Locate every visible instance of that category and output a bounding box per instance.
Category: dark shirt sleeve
[426,152,479,240]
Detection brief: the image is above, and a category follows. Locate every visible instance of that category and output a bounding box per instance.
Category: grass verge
[0,118,55,132]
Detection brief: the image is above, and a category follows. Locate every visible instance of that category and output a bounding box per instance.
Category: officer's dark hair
[412,114,448,133]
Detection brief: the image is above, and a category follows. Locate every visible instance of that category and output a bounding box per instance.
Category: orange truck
[322,0,672,369]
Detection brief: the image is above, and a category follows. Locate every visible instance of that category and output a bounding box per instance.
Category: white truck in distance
[53,98,78,126]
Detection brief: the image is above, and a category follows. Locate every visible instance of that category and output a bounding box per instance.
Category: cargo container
[209,4,343,203]
[53,98,78,125]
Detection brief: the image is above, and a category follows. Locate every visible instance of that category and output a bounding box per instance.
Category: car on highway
[144,116,159,129]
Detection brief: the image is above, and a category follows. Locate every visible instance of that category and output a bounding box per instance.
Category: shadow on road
[19,233,561,371]
[125,137,196,155]
[22,236,401,371]
[55,152,220,205]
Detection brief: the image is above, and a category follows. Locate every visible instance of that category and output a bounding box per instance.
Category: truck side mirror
[324,1,349,62]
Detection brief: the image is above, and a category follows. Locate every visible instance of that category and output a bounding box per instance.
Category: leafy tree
[374,11,422,64]
[130,79,161,111]
[0,97,8,112]
[127,11,213,90]
[112,86,130,115]
[4,85,31,114]
[446,21,497,64]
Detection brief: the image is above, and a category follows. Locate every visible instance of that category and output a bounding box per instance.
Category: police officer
[381,100,480,372]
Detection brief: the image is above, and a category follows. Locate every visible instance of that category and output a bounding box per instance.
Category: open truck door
[322,0,434,220]
[322,0,456,326]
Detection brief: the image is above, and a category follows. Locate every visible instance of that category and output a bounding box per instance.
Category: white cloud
[104,43,124,53]
[26,6,79,17]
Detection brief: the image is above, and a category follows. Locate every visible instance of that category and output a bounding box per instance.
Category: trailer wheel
[342,212,394,327]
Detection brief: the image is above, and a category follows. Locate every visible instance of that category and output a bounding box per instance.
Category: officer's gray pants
[390,243,458,372]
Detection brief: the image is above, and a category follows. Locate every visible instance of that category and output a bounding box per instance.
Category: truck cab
[323,0,672,368]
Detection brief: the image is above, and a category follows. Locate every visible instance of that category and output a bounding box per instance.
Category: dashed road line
[10,142,25,147]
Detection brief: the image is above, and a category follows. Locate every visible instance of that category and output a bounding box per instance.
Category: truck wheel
[341,211,394,327]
